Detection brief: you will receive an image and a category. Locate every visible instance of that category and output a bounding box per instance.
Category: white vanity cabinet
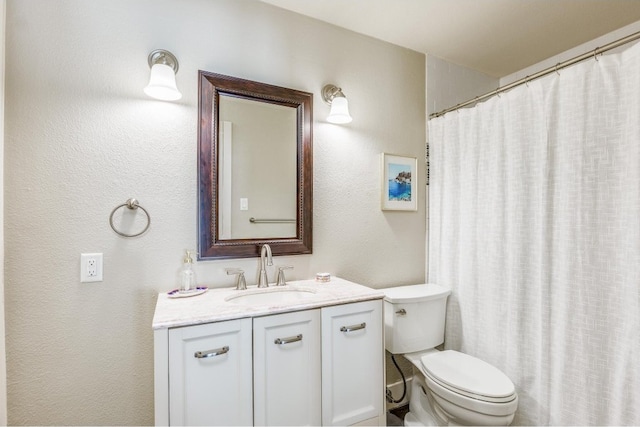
[253,309,321,426]
[153,279,385,426]
[321,300,384,426]
[166,318,253,426]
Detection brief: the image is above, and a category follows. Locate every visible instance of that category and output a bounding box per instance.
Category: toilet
[380,284,518,426]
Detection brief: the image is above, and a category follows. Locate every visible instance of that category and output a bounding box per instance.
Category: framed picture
[381,153,417,211]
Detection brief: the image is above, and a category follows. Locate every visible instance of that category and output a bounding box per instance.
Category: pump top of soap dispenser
[183,250,194,264]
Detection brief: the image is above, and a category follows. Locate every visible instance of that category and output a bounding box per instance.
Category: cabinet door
[168,318,252,426]
[253,309,321,426]
[321,300,384,426]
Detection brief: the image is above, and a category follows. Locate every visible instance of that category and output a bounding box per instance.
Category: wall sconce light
[144,49,182,101]
[322,84,352,124]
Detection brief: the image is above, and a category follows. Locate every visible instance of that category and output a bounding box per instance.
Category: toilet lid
[421,350,515,399]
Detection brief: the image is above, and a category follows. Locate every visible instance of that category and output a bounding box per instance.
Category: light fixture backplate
[322,84,343,105]
[147,49,179,73]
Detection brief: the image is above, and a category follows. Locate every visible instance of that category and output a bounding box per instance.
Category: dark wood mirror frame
[198,71,313,259]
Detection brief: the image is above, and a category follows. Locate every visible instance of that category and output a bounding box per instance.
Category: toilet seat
[421,350,517,405]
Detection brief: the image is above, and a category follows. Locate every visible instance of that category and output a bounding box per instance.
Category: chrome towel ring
[109,198,151,237]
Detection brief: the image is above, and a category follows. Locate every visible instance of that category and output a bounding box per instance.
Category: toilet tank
[379,284,451,354]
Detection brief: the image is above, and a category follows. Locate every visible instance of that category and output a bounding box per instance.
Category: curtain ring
[496,89,501,98]
[525,76,530,87]
[593,46,600,61]
[555,63,561,75]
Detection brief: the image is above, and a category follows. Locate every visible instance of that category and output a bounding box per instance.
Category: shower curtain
[428,42,640,425]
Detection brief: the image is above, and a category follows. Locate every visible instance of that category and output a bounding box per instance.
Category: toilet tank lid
[379,283,451,303]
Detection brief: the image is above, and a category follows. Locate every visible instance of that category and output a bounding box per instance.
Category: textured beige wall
[0,0,6,423]
[4,0,425,424]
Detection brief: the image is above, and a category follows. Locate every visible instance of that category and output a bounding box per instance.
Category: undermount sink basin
[225,287,318,306]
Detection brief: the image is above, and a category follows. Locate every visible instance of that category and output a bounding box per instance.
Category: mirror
[198,71,313,259]
[218,96,297,239]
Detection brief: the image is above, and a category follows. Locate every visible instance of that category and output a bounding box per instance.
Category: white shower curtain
[428,42,640,425]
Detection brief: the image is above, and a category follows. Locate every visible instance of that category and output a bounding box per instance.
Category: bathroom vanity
[153,277,385,426]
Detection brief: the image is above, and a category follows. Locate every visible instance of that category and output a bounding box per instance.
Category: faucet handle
[226,268,247,290]
[275,265,294,286]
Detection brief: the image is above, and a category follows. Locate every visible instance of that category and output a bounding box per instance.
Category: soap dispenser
[179,250,197,293]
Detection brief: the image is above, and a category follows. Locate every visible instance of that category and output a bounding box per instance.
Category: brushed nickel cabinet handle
[274,334,303,345]
[340,322,367,332]
[194,346,229,358]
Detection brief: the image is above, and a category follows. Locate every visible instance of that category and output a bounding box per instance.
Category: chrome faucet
[257,244,273,288]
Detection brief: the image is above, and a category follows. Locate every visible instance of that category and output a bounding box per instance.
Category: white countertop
[152,277,384,330]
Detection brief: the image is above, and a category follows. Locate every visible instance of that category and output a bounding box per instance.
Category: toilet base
[407,366,449,426]
[404,411,438,426]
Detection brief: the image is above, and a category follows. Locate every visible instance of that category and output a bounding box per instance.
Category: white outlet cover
[81,253,103,283]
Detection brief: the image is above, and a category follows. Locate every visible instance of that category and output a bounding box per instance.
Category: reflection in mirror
[198,71,313,259]
[218,96,297,239]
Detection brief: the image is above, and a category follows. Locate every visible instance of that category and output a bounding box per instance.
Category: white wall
[0,0,6,424]
[426,55,497,117]
[4,0,425,424]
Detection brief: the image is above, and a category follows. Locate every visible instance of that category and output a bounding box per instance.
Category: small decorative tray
[167,286,208,299]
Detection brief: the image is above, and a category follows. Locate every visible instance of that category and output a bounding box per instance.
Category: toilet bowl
[379,284,518,426]
[406,349,518,425]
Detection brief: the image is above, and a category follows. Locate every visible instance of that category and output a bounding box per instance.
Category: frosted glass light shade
[327,96,352,124]
[144,63,182,101]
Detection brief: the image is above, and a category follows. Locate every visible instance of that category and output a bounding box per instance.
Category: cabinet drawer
[168,318,252,426]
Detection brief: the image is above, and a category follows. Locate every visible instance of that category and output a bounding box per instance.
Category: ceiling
[260,0,640,77]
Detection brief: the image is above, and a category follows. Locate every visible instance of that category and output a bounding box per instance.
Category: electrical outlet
[81,253,103,283]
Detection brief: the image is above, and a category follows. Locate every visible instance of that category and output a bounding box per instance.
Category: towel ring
[109,198,151,237]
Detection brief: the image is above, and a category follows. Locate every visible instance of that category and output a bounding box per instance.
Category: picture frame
[381,153,417,211]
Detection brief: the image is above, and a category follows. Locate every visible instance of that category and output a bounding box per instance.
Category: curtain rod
[429,30,640,119]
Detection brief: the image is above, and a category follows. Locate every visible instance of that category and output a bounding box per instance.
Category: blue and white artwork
[381,153,417,211]
[387,163,412,202]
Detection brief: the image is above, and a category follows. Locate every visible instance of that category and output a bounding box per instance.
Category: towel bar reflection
[109,198,151,237]
[249,217,296,224]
